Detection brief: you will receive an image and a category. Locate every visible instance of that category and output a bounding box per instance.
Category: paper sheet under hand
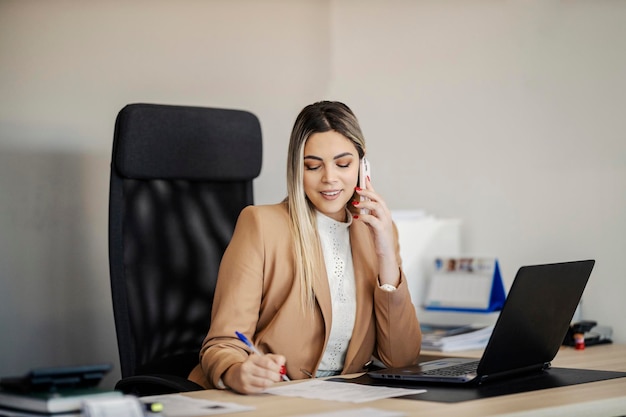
[264,380,425,403]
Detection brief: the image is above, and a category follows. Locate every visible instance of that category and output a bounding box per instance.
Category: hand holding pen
[236,331,290,382]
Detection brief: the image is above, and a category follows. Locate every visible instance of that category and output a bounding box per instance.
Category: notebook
[369,260,595,385]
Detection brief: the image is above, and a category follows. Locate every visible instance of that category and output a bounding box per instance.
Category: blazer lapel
[311,240,333,343]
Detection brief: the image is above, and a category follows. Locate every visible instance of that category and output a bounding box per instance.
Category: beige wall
[1,0,624,387]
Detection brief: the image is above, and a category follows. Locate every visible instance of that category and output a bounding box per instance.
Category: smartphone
[359,157,371,215]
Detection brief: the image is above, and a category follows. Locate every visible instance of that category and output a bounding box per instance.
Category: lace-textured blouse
[315,210,357,376]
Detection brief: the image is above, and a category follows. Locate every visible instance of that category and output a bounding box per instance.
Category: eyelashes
[305,162,352,171]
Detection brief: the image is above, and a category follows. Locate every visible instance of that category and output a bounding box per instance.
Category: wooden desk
[183,344,626,417]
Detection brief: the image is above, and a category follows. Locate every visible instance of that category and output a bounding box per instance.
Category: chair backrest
[109,103,262,380]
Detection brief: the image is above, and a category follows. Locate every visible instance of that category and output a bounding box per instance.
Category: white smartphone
[359,157,371,214]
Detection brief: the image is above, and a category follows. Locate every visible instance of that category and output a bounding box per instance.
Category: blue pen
[235,331,290,381]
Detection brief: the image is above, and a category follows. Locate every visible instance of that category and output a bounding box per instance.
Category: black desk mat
[330,368,626,403]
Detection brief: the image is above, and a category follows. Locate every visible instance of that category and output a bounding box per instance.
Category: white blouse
[315,210,357,376]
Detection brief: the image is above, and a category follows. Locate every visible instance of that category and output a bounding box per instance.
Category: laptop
[369,259,595,385]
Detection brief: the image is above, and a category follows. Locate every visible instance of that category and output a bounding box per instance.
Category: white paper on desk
[294,407,405,417]
[140,394,254,417]
[264,380,425,403]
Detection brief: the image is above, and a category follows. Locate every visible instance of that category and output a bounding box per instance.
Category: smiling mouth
[321,190,341,197]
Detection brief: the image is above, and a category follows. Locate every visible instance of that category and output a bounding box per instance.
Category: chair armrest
[114,374,204,397]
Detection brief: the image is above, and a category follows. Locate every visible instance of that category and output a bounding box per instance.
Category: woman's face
[303,130,360,222]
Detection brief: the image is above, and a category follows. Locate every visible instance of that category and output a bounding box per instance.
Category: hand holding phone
[359,157,371,215]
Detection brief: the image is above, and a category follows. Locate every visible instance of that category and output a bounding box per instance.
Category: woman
[188,101,421,394]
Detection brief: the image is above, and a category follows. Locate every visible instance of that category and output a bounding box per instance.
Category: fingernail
[280,365,286,375]
[353,215,359,219]
[355,186,362,191]
[351,200,359,206]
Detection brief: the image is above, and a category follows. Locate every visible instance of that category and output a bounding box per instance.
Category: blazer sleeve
[197,205,266,388]
[373,223,422,367]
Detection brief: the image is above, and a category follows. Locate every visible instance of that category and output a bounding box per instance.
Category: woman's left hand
[353,178,401,287]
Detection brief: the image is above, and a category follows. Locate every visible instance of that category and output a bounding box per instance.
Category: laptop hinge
[478,362,551,384]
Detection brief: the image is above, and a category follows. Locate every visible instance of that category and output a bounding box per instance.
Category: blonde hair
[285,101,366,310]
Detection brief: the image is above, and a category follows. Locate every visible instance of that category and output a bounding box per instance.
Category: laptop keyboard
[422,360,479,376]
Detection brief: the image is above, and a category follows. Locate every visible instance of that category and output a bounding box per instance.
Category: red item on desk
[574,333,585,350]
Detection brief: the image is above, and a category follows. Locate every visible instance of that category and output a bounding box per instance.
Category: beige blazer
[188,202,421,389]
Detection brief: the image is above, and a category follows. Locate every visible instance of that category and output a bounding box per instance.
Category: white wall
[328,0,626,333]
[1,0,624,388]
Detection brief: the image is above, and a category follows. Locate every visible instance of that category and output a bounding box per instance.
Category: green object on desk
[145,401,164,413]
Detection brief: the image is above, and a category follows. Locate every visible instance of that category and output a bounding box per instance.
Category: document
[140,394,254,416]
[265,380,425,403]
[421,323,494,351]
[294,407,405,417]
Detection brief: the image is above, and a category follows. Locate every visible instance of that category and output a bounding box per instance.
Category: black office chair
[108,103,262,396]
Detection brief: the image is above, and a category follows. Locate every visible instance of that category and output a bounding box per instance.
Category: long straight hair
[285,101,366,311]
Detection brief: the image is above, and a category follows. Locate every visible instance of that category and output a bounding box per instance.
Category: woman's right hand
[222,353,287,394]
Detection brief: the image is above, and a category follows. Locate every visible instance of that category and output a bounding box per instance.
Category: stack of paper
[421,324,494,352]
